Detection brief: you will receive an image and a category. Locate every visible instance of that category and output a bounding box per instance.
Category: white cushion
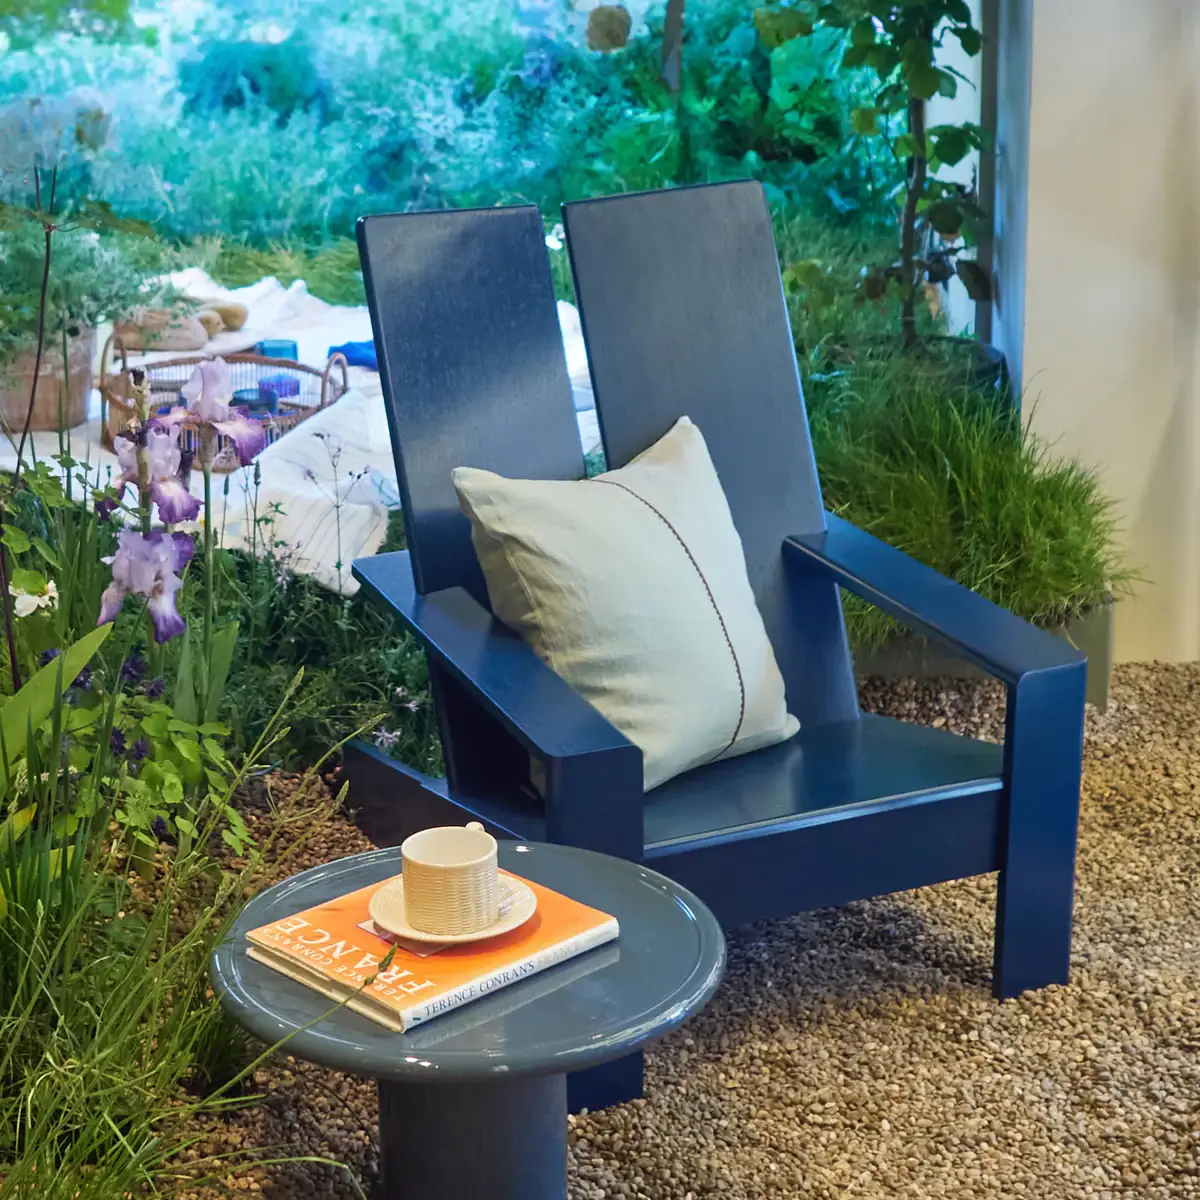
[452,416,799,791]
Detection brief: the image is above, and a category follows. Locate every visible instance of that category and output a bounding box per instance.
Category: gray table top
[212,842,725,1083]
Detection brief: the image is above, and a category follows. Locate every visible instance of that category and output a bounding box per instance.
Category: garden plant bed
[177,664,1198,1200]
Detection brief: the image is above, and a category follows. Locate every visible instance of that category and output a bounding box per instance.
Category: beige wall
[1016,0,1200,661]
[926,0,983,337]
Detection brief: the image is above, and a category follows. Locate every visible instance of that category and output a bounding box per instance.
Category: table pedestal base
[378,1073,568,1200]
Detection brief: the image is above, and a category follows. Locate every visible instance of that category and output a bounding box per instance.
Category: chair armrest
[351,552,639,766]
[784,514,1087,687]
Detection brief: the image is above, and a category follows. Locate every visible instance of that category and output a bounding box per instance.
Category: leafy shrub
[1,0,899,242]
[765,0,991,347]
[89,104,362,242]
[0,723,344,1192]
[444,1,899,222]
[0,218,158,362]
[179,37,335,126]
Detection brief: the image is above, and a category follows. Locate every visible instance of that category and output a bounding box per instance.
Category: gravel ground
[192,664,1200,1198]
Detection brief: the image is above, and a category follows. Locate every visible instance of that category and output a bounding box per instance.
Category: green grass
[807,357,1132,648]
[155,207,898,344]
[772,208,944,370]
[194,513,442,772]
[0,731,356,1197]
[204,238,366,306]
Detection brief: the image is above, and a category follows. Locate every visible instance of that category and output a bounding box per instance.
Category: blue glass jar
[256,339,298,360]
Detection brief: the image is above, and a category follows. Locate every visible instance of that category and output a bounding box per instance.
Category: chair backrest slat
[563,181,859,725]
[358,206,584,604]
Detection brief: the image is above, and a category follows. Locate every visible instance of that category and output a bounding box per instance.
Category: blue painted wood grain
[352,551,644,864]
[994,665,1087,997]
[357,206,584,607]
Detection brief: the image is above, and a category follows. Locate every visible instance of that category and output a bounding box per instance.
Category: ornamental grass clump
[807,358,1132,647]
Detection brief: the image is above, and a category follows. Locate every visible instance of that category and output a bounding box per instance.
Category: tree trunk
[900,94,928,351]
[661,0,685,90]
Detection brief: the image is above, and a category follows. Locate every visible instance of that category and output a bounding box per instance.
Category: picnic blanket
[0,272,599,595]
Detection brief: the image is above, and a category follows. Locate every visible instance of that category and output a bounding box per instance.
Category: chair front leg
[545,742,645,1109]
[993,663,1087,999]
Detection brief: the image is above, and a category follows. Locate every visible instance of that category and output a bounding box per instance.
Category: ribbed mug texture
[400,824,499,936]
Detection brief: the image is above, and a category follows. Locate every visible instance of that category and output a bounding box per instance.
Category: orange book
[245,870,619,1031]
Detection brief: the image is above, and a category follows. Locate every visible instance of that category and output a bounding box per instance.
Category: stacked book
[246,871,619,1031]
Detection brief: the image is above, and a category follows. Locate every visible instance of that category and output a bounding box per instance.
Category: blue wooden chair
[350,182,1087,1109]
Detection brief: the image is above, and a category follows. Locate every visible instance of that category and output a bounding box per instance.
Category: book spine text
[398,918,619,1030]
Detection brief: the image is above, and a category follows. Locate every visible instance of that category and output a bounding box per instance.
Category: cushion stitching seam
[589,476,747,760]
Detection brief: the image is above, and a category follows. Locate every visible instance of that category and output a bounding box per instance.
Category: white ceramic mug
[400,821,499,936]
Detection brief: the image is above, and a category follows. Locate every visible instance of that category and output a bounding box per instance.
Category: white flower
[10,578,58,617]
[544,223,565,252]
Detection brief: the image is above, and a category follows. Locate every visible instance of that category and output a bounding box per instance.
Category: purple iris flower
[156,358,265,467]
[143,677,165,699]
[110,728,127,755]
[113,424,202,525]
[97,529,195,643]
[39,648,61,666]
[131,738,151,761]
[119,653,145,685]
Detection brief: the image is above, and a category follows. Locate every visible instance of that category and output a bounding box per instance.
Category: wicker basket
[0,328,95,434]
[99,336,350,472]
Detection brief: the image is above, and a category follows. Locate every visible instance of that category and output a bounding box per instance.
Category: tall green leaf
[0,805,35,854]
[0,625,111,786]
[173,632,199,725]
[204,622,239,725]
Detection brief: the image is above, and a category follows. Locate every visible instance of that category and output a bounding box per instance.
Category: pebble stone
[178,665,1200,1198]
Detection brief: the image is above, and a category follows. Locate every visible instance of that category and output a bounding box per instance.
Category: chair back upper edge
[358,205,584,605]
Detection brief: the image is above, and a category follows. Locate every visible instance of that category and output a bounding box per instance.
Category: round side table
[212,841,725,1200]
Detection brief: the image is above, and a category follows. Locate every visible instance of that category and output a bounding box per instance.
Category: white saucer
[368,874,538,944]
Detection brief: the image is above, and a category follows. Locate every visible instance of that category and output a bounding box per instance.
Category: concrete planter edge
[852,597,1115,709]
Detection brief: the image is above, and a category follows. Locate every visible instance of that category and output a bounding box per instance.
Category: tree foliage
[0,0,134,48]
[758,0,991,346]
